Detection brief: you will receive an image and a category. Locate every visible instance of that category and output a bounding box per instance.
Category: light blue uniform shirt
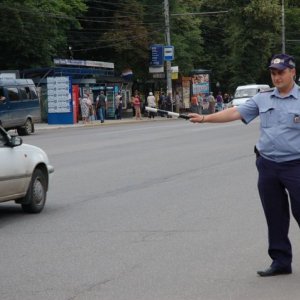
[237,84,300,162]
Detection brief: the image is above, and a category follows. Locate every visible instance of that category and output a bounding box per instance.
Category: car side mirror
[7,135,23,147]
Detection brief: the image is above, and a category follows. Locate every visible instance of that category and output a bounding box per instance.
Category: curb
[35,117,177,131]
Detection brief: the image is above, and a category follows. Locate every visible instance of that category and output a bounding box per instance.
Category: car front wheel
[21,169,47,213]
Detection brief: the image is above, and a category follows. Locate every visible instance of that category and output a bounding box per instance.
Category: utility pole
[164,0,173,110]
[282,0,285,53]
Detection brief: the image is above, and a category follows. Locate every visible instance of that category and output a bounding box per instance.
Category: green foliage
[285,5,300,75]
[170,0,204,74]
[0,0,86,69]
[101,0,151,77]
[200,0,282,92]
[0,0,300,90]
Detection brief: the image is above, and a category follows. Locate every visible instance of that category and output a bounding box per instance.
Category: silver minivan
[230,84,270,107]
[0,79,40,135]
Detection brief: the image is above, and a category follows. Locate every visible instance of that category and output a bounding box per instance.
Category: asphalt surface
[1,118,300,300]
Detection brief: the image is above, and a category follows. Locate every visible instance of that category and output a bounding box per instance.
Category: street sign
[149,45,164,66]
[149,66,164,73]
[152,73,165,79]
[164,46,174,61]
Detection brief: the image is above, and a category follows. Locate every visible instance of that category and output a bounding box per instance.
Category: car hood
[232,97,250,106]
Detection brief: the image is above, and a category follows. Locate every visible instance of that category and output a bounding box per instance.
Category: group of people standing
[79,90,233,123]
[190,92,232,114]
[79,91,123,124]
[145,91,176,119]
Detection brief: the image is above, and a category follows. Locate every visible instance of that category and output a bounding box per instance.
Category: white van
[231,84,270,107]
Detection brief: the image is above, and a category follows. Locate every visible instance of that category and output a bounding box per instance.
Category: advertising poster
[192,73,210,96]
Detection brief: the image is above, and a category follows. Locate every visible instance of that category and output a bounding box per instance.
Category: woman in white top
[147,92,156,119]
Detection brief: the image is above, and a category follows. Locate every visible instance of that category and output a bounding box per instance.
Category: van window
[7,87,20,101]
[19,87,30,99]
[29,86,38,99]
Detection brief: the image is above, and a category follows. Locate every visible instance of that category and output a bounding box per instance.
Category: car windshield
[234,88,258,99]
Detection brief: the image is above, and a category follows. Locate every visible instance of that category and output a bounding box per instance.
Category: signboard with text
[47,76,73,124]
[149,45,164,66]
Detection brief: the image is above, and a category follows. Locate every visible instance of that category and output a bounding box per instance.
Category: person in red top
[133,93,142,120]
[191,94,199,113]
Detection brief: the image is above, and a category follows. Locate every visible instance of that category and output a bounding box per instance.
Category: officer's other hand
[188,113,203,123]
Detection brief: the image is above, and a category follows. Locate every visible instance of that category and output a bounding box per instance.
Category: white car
[230,84,270,107]
[0,126,54,213]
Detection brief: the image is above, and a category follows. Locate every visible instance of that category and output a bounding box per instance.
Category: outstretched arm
[188,107,242,123]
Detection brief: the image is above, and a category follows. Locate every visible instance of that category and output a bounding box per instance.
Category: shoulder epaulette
[260,88,274,93]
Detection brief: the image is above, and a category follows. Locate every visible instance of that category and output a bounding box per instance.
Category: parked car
[0,126,54,213]
[229,84,270,107]
[0,79,41,135]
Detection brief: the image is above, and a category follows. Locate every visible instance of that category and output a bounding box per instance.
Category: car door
[0,130,29,201]
[0,87,10,127]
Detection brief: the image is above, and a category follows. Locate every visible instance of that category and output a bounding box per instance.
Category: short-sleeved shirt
[97,94,106,107]
[237,84,300,162]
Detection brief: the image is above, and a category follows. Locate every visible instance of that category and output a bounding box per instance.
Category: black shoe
[257,266,292,277]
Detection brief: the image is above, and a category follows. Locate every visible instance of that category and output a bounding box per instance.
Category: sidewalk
[35,116,177,131]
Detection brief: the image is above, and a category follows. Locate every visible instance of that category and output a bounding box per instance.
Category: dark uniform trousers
[256,154,300,268]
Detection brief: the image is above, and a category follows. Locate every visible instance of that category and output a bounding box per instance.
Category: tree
[0,0,86,69]
[169,0,204,74]
[200,0,281,92]
[285,1,300,78]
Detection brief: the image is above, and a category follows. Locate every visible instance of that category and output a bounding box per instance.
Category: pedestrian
[115,92,122,119]
[175,91,181,113]
[188,53,299,277]
[190,94,199,113]
[158,92,166,117]
[133,93,142,120]
[89,101,96,122]
[207,92,216,114]
[216,91,223,111]
[79,93,90,124]
[165,92,172,117]
[96,91,107,123]
[147,92,156,119]
[223,93,230,109]
[197,93,203,114]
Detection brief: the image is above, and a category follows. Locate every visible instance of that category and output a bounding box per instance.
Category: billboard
[47,76,73,124]
[192,73,210,96]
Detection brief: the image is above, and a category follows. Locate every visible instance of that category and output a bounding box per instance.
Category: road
[1,119,300,300]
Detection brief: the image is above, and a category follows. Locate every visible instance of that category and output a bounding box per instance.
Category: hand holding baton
[145,107,190,120]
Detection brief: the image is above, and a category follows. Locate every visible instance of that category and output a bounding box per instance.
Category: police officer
[188,53,300,277]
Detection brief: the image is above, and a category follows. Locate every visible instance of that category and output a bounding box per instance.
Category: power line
[85,0,162,8]
[0,4,163,24]
[171,10,229,16]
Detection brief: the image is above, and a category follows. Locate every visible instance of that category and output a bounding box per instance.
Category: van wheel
[21,169,47,213]
[17,119,34,136]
